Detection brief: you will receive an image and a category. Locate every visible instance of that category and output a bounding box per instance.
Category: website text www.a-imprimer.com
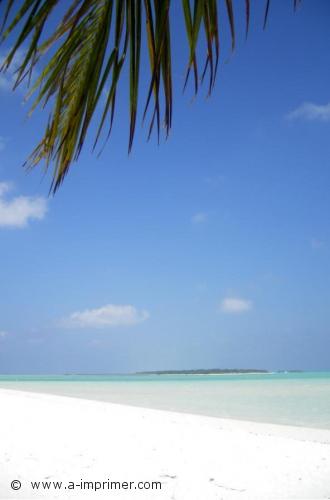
[10,478,162,493]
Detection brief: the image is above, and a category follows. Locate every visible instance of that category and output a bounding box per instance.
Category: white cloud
[219,297,252,314]
[191,212,208,224]
[62,304,150,329]
[0,331,8,339]
[287,102,330,122]
[0,182,48,228]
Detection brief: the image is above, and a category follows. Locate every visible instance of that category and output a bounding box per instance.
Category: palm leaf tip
[0,0,300,193]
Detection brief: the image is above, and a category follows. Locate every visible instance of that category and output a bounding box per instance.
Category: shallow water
[1,372,330,429]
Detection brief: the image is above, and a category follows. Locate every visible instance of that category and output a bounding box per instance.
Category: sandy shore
[0,389,329,500]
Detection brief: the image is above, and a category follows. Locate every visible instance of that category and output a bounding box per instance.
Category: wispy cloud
[0,48,39,94]
[311,238,325,250]
[61,304,150,329]
[0,331,8,339]
[0,182,48,228]
[219,297,252,314]
[0,136,7,152]
[287,102,330,122]
[204,174,224,188]
[0,49,25,92]
[191,212,208,224]
[0,181,12,196]
[0,74,13,92]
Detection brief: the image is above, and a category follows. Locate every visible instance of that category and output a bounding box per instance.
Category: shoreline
[1,388,330,499]
[1,381,329,431]
[1,385,330,438]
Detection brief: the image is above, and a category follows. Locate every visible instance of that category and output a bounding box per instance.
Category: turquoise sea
[0,372,330,429]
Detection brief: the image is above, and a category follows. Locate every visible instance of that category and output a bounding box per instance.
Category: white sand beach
[0,388,330,500]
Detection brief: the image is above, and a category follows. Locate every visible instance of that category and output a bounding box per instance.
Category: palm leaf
[0,0,302,193]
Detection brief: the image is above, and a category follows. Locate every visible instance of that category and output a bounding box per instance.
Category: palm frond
[0,0,302,193]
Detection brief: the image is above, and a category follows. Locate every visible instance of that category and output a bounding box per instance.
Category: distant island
[61,369,304,376]
[136,368,270,375]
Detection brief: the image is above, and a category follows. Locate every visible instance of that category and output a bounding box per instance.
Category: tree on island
[1,0,300,192]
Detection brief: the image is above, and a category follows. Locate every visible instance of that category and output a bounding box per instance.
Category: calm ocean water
[0,372,330,429]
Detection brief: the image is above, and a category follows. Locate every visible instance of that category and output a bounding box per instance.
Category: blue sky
[0,1,329,373]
